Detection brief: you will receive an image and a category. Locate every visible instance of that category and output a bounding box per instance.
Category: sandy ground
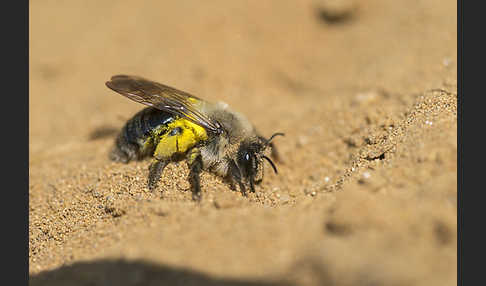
[29,0,457,285]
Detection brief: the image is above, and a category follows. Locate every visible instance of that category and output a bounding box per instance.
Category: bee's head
[232,133,284,194]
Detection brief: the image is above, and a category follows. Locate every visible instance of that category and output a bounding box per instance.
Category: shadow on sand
[30,259,295,286]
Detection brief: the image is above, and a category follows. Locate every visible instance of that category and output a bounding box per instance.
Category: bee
[106,75,283,201]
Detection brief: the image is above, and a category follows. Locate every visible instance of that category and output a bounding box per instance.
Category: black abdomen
[110,107,177,163]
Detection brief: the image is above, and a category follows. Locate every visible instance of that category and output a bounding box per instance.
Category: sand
[29,0,457,285]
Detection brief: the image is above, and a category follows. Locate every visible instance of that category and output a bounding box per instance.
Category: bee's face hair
[235,133,282,192]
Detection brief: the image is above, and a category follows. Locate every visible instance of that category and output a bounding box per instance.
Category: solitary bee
[106,75,283,201]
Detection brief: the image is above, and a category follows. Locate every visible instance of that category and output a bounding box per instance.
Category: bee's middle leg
[187,148,203,201]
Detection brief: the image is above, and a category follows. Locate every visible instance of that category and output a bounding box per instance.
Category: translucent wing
[106,75,222,133]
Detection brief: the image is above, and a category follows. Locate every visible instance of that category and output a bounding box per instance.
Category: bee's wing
[106,75,222,133]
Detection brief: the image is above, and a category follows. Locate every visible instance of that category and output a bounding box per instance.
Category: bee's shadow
[88,125,119,141]
[30,259,293,286]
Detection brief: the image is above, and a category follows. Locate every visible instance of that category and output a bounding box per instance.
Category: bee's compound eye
[169,127,182,136]
[245,153,250,161]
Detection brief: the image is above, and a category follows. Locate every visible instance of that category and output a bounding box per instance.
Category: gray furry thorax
[198,106,256,177]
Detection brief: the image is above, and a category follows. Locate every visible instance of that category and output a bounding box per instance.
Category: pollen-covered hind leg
[148,159,168,190]
[187,148,203,201]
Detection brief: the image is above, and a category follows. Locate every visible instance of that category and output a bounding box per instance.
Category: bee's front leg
[187,148,203,201]
[148,159,168,190]
[228,159,247,197]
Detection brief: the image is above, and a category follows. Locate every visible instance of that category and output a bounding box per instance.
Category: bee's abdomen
[110,107,176,163]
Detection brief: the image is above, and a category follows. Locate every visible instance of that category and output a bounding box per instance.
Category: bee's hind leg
[187,148,203,201]
[148,159,168,190]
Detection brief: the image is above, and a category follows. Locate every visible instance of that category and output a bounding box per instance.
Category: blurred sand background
[29,0,457,285]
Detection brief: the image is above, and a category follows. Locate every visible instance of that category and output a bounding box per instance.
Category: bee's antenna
[262,155,278,174]
[265,132,285,148]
